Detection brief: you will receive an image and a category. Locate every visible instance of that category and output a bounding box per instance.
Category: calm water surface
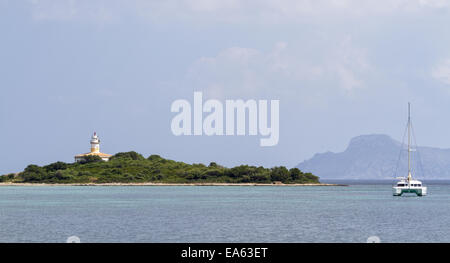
[0,183,449,242]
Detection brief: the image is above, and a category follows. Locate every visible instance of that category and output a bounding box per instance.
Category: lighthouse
[74,132,112,162]
[90,132,100,153]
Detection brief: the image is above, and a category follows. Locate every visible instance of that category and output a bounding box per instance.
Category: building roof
[75,152,113,158]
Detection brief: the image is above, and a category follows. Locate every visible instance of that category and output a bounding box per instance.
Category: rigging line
[411,121,426,179]
[393,120,408,179]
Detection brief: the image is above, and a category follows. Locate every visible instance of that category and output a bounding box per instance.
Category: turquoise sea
[0,181,449,243]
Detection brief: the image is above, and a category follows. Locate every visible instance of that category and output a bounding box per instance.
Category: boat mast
[408,102,411,182]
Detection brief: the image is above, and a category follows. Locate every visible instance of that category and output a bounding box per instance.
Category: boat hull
[393,186,427,196]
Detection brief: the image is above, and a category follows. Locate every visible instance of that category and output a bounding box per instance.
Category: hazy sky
[2,0,450,174]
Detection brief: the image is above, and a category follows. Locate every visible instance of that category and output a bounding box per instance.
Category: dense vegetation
[0,152,319,184]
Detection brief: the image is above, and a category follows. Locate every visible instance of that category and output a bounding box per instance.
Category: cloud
[187,38,371,102]
[432,59,450,85]
[419,0,450,8]
[187,46,263,98]
[26,0,450,24]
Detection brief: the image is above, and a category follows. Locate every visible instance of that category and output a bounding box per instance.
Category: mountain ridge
[296,134,450,179]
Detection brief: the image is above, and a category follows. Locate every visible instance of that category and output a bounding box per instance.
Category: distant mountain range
[296,134,450,179]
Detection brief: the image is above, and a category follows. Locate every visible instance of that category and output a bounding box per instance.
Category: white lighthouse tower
[75,132,112,162]
[90,132,100,153]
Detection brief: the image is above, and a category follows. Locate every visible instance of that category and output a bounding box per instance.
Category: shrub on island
[3,152,319,184]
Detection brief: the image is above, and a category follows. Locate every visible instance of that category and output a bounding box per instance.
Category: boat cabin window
[397,184,405,187]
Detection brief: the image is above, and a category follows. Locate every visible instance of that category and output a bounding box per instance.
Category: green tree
[147,154,162,161]
[270,166,290,183]
[111,151,144,161]
[44,161,69,172]
[80,155,103,164]
[21,164,47,182]
[289,168,302,181]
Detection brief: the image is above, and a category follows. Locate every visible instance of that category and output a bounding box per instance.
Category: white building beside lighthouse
[74,132,112,162]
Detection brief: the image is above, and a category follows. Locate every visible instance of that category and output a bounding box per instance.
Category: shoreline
[0,182,347,187]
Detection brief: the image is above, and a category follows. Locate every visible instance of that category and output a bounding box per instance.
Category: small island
[0,133,343,186]
[0,151,331,185]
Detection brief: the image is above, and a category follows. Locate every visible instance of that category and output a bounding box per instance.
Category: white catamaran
[392,103,427,197]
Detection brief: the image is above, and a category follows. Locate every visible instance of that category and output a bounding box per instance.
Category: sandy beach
[0,182,347,187]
